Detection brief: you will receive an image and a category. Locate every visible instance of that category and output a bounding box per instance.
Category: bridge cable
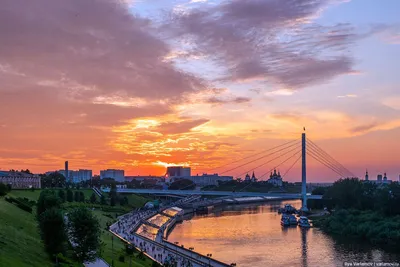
[306,139,355,177]
[206,139,299,173]
[307,150,345,177]
[307,146,348,177]
[282,153,302,178]
[306,140,353,177]
[307,148,346,177]
[256,149,302,180]
[307,138,355,177]
[237,150,301,192]
[235,145,301,180]
[219,141,300,175]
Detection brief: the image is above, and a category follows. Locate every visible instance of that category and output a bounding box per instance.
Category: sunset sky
[1,0,399,182]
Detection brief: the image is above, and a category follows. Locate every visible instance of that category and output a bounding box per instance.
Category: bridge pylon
[301,132,308,212]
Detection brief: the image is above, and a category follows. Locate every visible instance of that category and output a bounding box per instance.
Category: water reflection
[301,227,309,267]
[168,200,400,267]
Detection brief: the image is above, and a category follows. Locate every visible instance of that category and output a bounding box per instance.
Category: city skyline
[1,0,400,181]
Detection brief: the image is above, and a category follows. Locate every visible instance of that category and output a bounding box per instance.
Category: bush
[118,254,125,262]
[0,182,9,196]
[5,196,32,213]
[55,253,73,264]
[137,251,145,260]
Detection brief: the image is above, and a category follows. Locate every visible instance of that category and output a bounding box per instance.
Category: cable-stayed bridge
[104,132,356,211]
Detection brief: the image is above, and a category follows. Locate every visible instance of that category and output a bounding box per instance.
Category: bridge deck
[101,188,322,199]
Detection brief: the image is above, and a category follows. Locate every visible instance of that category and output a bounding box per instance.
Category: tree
[90,193,97,204]
[100,195,107,205]
[67,189,73,202]
[48,172,66,188]
[79,191,85,202]
[39,208,66,255]
[74,191,80,202]
[68,207,101,262]
[37,190,61,217]
[0,182,9,196]
[324,178,364,209]
[312,187,328,195]
[58,190,66,203]
[110,196,116,206]
[168,179,196,190]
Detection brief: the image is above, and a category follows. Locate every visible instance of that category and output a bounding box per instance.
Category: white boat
[297,216,311,228]
[278,204,297,214]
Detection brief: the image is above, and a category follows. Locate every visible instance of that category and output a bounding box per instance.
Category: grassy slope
[2,190,153,267]
[0,197,52,267]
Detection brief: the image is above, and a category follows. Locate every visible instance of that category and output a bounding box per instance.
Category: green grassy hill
[0,197,52,267]
[0,190,154,267]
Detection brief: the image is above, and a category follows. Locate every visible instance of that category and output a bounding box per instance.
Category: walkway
[84,258,110,267]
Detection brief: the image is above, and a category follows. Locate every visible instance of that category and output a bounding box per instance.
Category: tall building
[185,174,233,186]
[100,169,125,182]
[365,170,369,181]
[165,166,191,183]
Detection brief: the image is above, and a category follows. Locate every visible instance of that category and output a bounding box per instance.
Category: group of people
[109,195,204,267]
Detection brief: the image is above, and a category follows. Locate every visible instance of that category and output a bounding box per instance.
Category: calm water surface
[168,200,400,267]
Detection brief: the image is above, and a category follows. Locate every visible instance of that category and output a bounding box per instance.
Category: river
[168,200,400,267]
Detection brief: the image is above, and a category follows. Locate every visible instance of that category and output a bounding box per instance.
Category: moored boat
[280,214,290,226]
[289,214,297,225]
[297,216,311,228]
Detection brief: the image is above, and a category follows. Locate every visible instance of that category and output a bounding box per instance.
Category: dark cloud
[0,0,205,100]
[205,96,251,105]
[166,0,380,88]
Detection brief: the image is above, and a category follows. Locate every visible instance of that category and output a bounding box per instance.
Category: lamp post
[207,253,212,266]
[189,247,194,263]
[174,241,179,256]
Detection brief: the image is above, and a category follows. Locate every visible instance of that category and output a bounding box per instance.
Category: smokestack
[65,161,69,182]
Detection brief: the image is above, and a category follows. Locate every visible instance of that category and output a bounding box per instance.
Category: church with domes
[245,171,257,182]
[267,169,283,187]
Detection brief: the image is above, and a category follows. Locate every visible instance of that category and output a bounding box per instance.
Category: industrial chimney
[65,161,69,182]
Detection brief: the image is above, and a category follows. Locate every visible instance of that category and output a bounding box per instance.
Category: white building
[186,174,233,186]
[0,170,41,189]
[165,166,191,183]
[364,170,392,184]
[267,169,283,187]
[100,169,125,182]
[46,169,92,183]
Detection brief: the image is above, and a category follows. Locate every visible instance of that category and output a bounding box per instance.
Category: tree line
[311,178,400,249]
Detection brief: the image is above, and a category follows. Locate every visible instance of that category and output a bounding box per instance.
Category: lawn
[9,189,94,202]
[9,189,42,201]
[0,196,53,267]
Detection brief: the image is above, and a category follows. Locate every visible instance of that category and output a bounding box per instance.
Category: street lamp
[207,253,212,266]
[174,241,179,255]
[189,247,194,261]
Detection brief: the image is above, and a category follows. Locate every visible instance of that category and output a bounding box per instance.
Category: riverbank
[312,209,400,249]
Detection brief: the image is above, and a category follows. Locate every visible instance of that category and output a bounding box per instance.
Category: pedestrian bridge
[101,188,322,199]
